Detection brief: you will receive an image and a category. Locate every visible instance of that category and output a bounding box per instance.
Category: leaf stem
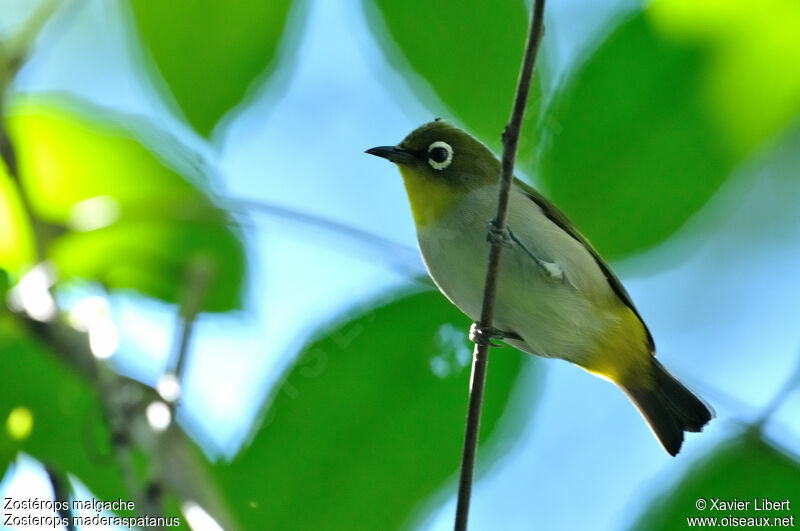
[453,1,546,529]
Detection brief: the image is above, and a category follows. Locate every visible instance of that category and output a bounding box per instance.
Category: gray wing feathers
[514,179,656,354]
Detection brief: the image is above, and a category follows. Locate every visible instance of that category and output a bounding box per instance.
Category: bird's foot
[505,226,564,282]
[469,322,507,347]
[485,220,513,248]
[539,260,564,281]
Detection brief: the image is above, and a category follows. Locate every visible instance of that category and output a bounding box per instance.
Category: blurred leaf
[0,269,8,297]
[0,458,8,487]
[630,433,800,530]
[0,314,131,507]
[363,0,543,163]
[213,289,539,530]
[539,13,735,259]
[158,426,238,531]
[0,164,34,274]
[0,272,8,479]
[649,0,800,152]
[5,97,246,312]
[128,0,296,137]
[0,308,232,526]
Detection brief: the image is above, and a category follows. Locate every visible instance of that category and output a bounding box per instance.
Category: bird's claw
[503,225,565,283]
[469,322,507,347]
[485,220,513,248]
[540,260,564,281]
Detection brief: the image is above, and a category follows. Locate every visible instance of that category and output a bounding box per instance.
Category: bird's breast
[415,185,620,364]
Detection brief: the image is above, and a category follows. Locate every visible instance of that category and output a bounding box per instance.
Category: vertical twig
[453,1,546,529]
[169,257,213,386]
[171,313,198,384]
[44,465,75,531]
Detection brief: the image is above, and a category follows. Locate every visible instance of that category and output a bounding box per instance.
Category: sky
[2,0,799,530]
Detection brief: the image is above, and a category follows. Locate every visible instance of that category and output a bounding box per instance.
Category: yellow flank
[398,166,460,227]
[583,305,654,389]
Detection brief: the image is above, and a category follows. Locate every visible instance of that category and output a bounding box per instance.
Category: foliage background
[1,0,799,529]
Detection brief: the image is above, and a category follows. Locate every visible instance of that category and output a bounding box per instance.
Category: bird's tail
[622,359,713,456]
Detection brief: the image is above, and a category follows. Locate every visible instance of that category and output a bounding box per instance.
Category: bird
[366,120,712,456]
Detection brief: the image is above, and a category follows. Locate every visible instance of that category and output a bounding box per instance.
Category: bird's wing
[514,178,655,354]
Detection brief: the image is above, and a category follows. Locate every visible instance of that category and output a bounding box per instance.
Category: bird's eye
[427,141,453,170]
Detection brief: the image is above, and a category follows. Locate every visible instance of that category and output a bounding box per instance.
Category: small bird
[367,120,712,455]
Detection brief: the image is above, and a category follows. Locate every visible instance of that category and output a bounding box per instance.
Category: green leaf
[0,314,130,505]
[128,0,296,137]
[5,96,246,312]
[213,289,539,530]
[629,433,800,530]
[0,164,35,274]
[0,308,235,526]
[363,0,543,162]
[539,13,735,259]
[648,0,800,153]
[0,269,10,300]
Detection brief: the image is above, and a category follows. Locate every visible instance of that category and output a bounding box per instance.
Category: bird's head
[366,120,499,190]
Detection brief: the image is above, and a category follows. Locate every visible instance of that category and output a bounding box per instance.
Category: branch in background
[171,257,213,380]
[2,0,62,67]
[0,0,62,168]
[226,197,427,280]
[20,307,238,526]
[0,4,166,522]
[163,256,214,417]
[453,1,546,529]
[171,313,198,388]
[755,354,800,428]
[0,115,19,177]
[0,0,66,261]
[44,465,76,531]
[0,117,55,261]
[15,298,168,519]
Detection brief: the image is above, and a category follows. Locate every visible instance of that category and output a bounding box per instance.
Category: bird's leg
[506,227,564,282]
[469,322,512,348]
[485,220,513,248]
[485,220,563,281]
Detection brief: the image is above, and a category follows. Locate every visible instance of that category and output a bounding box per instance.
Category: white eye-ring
[427,141,453,170]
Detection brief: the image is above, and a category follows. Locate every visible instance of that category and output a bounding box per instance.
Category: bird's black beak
[365,145,418,164]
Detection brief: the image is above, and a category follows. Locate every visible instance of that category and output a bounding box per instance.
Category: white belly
[416,185,618,364]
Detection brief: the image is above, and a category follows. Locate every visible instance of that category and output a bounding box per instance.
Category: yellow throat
[398,165,461,228]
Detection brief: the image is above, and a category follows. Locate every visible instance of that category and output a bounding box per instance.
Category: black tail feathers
[623,360,713,456]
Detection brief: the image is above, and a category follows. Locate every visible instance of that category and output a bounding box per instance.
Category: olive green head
[366,120,499,189]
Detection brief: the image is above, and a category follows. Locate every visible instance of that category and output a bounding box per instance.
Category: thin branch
[0,121,56,262]
[226,196,426,279]
[3,0,62,66]
[0,91,20,182]
[168,257,213,394]
[44,465,75,531]
[171,313,197,384]
[453,1,546,530]
[1,0,62,163]
[755,353,800,428]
